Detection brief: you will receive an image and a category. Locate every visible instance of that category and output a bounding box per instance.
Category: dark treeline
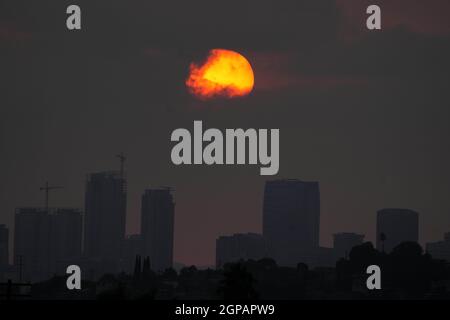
[29,242,450,300]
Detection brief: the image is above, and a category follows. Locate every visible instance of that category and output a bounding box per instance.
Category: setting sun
[186,49,254,99]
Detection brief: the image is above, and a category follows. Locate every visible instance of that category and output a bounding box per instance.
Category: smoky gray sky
[1,0,450,266]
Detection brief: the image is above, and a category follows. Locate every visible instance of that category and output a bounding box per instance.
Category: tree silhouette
[133,255,142,282]
[142,256,151,280]
[257,258,277,270]
[219,263,258,300]
[335,258,353,291]
[348,242,381,274]
[387,241,432,297]
[380,232,386,253]
[162,268,178,281]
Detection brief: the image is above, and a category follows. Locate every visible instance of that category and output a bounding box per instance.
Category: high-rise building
[216,233,267,269]
[263,179,320,266]
[84,171,126,272]
[426,232,450,262]
[141,188,175,272]
[14,208,52,281]
[14,207,82,282]
[50,208,83,274]
[0,224,8,268]
[333,232,365,260]
[376,208,419,253]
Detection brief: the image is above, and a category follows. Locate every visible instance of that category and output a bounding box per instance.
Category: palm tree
[380,232,386,253]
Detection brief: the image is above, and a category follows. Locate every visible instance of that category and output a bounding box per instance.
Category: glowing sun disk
[186,49,254,99]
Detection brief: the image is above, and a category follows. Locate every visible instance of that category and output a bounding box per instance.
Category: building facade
[84,171,126,273]
[141,188,175,272]
[120,234,142,274]
[0,224,8,268]
[263,179,320,266]
[14,207,82,282]
[376,208,419,253]
[216,233,267,269]
[50,208,83,274]
[333,232,365,260]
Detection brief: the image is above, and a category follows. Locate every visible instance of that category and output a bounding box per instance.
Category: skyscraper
[14,207,83,282]
[376,208,419,253]
[84,171,127,272]
[141,188,175,272]
[50,208,83,274]
[263,179,320,266]
[216,233,267,269]
[333,232,365,260]
[0,224,8,268]
[14,208,52,281]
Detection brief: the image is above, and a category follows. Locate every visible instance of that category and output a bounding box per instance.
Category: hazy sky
[1,0,450,266]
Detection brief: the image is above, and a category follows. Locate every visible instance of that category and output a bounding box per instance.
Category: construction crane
[39,181,63,212]
[116,152,126,179]
[116,152,126,193]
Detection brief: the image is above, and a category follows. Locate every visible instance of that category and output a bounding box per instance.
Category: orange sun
[186,49,254,99]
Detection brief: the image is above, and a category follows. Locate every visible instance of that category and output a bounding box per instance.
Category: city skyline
[1,0,450,269]
[0,159,447,271]
[0,161,447,268]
